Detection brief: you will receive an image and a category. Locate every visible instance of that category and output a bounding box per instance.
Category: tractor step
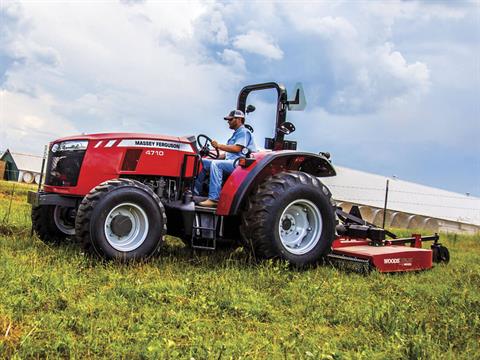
[326,253,371,274]
[194,205,217,213]
[191,208,221,250]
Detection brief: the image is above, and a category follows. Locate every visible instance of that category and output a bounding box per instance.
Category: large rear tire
[32,205,75,244]
[75,179,167,261]
[240,171,335,267]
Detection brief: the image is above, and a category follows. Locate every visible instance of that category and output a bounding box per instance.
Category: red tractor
[28,82,449,271]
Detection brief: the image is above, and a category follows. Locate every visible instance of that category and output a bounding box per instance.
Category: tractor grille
[45,150,86,187]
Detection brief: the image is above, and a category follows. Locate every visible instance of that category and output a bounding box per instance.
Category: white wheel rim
[278,199,322,255]
[104,202,149,252]
[53,206,75,235]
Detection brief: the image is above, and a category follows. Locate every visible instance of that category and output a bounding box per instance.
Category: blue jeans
[194,158,235,201]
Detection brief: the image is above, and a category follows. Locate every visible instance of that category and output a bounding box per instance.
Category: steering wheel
[197,134,220,159]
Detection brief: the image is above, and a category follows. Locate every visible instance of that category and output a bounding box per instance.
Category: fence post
[37,145,48,192]
[382,179,390,229]
[4,182,16,224]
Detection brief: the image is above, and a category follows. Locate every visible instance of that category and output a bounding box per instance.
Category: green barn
[0,149,43,183]
[0,149,19,181]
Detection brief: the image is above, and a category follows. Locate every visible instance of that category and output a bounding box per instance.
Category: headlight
[51,140,89,152]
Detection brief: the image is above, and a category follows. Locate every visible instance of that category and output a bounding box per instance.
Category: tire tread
[31,205,66,244]
[240,171,335,263]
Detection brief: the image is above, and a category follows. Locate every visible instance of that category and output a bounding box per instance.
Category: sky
[1,0,479,196]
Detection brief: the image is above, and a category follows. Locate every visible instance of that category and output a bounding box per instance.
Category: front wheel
[32,205,75,244]
[240,171,336,267]
[75,179,167,261]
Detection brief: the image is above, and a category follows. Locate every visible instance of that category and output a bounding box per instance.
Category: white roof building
[322,166,480,229]
[1,150,44,183]
[9,152,43,173]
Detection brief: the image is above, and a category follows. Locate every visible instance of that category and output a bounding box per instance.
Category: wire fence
[2,182,16,224]
[1,169,44,185]
[325,184,478,201]
[323,183,480,214]
[1,169,479,212]
[333,198,479,211]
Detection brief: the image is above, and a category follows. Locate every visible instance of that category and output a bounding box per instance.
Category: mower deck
[328,206,449,273]
[331,239,432,273]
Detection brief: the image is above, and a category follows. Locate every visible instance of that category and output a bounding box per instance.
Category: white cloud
[327,42,430,114]
[219,49,246,73]
[297,16,358,40]
[0,0,478,194]
[0,0,246,152]
[279,8,431,114]
[367,1,468,23]
[233,30,283,60]
[194,9,229,45]
[1,90,78,154]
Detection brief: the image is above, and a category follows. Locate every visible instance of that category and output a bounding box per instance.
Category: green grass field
[0,180,479,359]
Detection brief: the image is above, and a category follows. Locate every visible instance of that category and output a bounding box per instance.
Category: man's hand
[212,140,242,154]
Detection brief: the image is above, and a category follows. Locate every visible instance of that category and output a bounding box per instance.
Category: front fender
[216,151,336,216]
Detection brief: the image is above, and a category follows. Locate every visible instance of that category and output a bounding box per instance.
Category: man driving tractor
[194,109,257,207]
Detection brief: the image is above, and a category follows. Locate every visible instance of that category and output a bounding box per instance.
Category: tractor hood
[43,132,199,196]
[52,132,195,144]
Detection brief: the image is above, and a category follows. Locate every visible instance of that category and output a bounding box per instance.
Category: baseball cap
[224,109,245,120]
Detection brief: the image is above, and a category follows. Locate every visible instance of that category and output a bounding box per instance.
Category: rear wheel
[32,205,75,244]
[75,179,167,261]
[432,244,450,263]
[240,171,335,267]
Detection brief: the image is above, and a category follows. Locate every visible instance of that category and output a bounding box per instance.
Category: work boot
[198,199,218,207]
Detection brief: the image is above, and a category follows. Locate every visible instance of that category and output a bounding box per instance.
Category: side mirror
[246,104,256,114]
[287,83,306,111]
[277,121,295,135]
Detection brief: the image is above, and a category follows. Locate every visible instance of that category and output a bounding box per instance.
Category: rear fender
[216,151,336,216]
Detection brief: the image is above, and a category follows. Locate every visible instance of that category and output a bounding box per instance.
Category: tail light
[237,157,256,168]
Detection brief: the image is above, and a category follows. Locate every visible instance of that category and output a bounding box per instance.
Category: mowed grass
[0,180,479,359]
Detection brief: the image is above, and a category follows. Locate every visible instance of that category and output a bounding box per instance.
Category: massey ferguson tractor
[28,82,449,271]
